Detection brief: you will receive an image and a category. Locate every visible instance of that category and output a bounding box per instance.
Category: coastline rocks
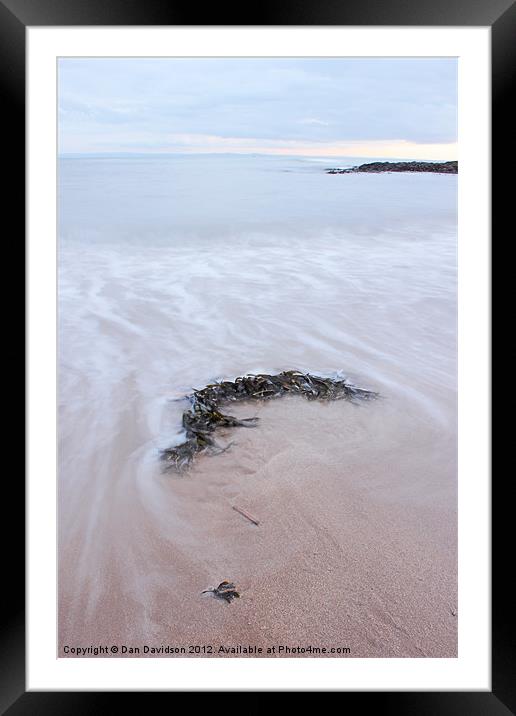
[326,161,458,175]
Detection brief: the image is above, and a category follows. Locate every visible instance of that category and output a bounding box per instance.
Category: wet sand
[59,390,456,658]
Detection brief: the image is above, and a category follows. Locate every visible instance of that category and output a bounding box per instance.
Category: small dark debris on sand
[232,504,260,526]
[201,581,240,603]
[326,160,458,175]
[161,370,377,472]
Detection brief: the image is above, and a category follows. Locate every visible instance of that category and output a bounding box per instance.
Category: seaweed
[161,370,378,472]
[201,580,240,603]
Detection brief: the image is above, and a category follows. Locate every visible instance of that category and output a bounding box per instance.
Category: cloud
[58,58,457,155]
[298,118,331,126]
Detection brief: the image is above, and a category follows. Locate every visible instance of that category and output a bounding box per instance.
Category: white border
[27,26,490,691]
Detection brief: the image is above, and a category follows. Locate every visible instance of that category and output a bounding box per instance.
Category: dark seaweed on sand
[161,370,378,472]
[201,581,240,603]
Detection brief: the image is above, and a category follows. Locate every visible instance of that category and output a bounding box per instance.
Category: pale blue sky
[58,58,457,158]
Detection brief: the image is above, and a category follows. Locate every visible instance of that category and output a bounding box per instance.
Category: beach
[58,154,457,657]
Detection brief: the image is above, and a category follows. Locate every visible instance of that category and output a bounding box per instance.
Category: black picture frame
[5,0,509,709]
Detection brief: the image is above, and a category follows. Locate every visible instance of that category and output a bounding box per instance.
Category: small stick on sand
[232,505,260,526]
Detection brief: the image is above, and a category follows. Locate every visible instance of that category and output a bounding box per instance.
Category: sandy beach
[59,394,456,657]
[58,155,457,658]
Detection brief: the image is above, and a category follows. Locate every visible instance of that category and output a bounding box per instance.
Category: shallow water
[58,154,457,656]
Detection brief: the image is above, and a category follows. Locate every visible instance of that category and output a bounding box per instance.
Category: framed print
[3,0,510,707]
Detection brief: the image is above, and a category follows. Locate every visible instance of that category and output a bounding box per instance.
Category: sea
[58,152,457,448]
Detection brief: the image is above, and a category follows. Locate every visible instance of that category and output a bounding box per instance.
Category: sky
[58,58,457,159]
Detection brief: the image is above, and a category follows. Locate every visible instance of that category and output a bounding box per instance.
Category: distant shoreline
[326,160,458,175]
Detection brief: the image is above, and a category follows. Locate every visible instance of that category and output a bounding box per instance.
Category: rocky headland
[326,161,458,175]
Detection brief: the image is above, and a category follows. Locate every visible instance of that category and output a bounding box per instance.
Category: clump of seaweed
[201,580,240,604]
[161,370,378,472]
